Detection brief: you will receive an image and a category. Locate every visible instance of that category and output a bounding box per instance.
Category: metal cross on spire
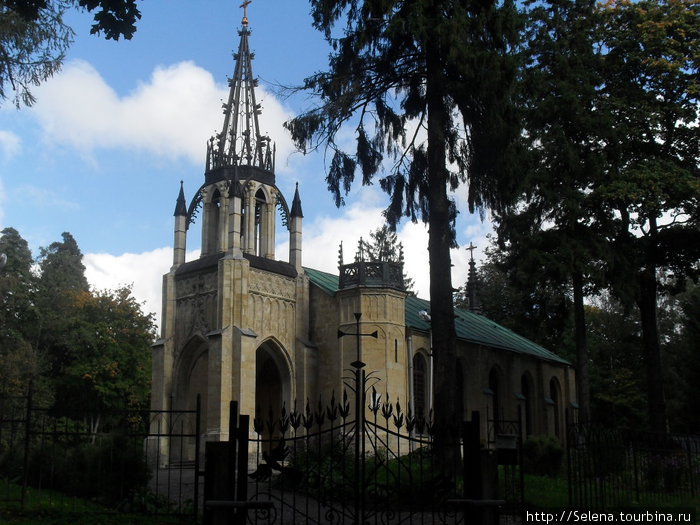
[466,242,477,261]
[240,0,251,26]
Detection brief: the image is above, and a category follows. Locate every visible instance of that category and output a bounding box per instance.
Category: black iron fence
[202,365,524,525]
[568,423,700,509]
[0,389,201,522]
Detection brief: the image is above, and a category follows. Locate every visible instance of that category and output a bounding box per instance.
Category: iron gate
[203,363,523,524]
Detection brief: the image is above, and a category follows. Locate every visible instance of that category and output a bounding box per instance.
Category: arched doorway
[255,341,291,437]
[172,339,208,462]
[521,372,534,437]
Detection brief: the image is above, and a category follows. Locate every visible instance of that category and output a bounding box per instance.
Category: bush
[25,433,150,505]
[522,435,563,477]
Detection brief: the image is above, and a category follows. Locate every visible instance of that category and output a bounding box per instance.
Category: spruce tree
[287,0,522,455]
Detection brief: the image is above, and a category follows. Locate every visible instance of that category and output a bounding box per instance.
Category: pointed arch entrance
[172,336,209,461]
[255,340,292,434]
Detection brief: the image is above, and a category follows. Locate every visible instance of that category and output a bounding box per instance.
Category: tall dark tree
[36,231,89,377]
[286,0,522,452]
[0,227,39,392]
[493,0,609,422]
[597,0,700,432]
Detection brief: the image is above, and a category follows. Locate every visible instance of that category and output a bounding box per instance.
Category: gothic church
[150,10,576,459]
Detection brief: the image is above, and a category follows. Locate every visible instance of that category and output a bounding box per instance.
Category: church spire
[466,242,482,314]
[207,1,274,173]
[173,180,187,217]
[291,182,304,218]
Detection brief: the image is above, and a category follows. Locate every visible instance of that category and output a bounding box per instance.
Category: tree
[357,225,415,293]
[286,0,522,456]
[1,0,141,107]
[597,0,700,432]
[668,283,700,433]
[492,0,610,422]
[461,239,573,356]
[0,0,72,107]
[0,227,39,393]
[35,231,89,377]
[53,286,154,425]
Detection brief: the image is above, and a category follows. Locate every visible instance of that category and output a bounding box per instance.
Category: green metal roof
[304,266,570,366]
[304,267,341,295]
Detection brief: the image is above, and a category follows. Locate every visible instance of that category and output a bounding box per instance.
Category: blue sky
[0,0,492,325]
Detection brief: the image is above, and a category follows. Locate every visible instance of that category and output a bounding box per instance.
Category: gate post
[234,414,250,525]
[194,394,202,522]
[463,411,483,524]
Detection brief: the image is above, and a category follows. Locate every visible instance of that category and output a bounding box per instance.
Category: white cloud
[31,60,297,169]
[276,189,480,300]
[84,247,197,330]
[0,130,21,161]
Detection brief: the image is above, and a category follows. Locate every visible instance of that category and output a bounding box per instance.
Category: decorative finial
[466,241,477,261]
[240,0,251,26]
[338,241,344,268]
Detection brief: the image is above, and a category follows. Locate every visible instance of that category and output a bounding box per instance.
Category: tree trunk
[426,8,460,471]
[637,262,668,433]
[572,270,591,423]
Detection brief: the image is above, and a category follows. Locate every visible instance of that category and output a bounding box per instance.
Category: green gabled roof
[304,267,340,295]
[405,295,570,365]
[304,266,570,366]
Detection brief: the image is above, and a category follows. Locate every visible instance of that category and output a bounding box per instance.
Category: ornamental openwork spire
[206,1,275,173]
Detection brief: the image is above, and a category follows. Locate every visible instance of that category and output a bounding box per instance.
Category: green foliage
[16,434,149,505]
[287,441,456,507]
[523,472,568,508]
[287,0,523,436]
[662,282,700,433]
[462,239,574,357]
[0,228,40,394]
[522,435,563,477]
[1,0,141,107]
[1,227,155,417]
[53,287,154,414]
[0,0,73,107]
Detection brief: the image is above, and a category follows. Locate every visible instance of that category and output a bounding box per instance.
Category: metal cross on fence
[337,312,378,523]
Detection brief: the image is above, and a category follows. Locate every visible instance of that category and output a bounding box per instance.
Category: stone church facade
[150,11,575,459]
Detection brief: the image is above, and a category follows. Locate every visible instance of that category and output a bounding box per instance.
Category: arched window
[203,188,221,255]
[521,373,534,437]
[550,377,561,438]
[254,188,267,256]
[489,367,501,432]
[413,353,427,420]
[456,361,465,420]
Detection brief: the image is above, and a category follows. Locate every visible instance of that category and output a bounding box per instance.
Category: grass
[524,472,569,508]
[0,480,191,525]
[523,470,700,516]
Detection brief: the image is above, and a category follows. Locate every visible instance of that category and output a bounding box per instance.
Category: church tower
[151,5,314,459]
